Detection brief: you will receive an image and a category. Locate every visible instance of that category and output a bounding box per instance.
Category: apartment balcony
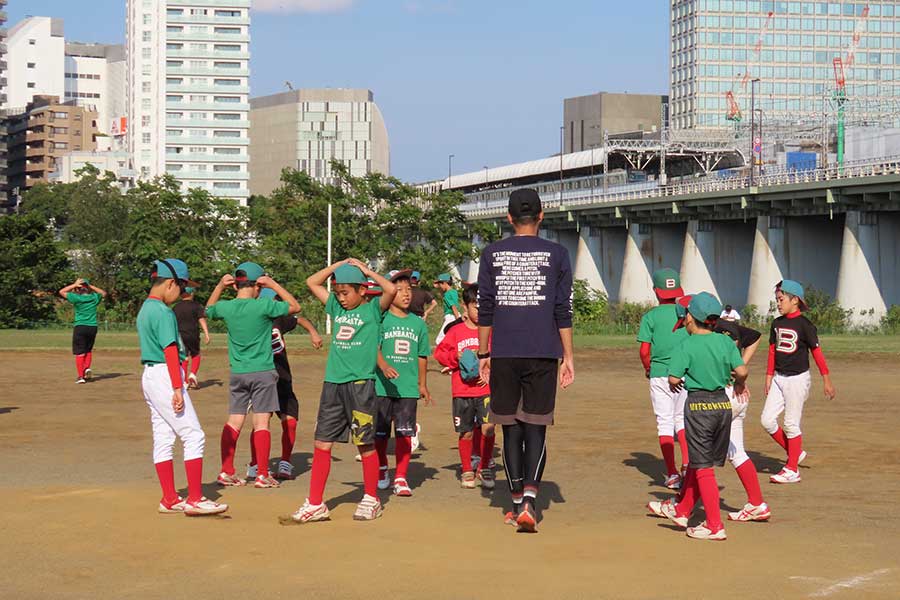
[167,14,250,26]
[167,134,248,146]
[168,0,250,7]
[166,48,249,60]
[166,117,249,128]
[166,84,249,94]
[166,152,247,163]
[166,32,249,43]
[166,100,249,111]
[25,146,47,158]
[171,170,248,180]
[166,66,249,77]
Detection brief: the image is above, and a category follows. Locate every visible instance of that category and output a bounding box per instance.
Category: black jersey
[715,321,761,351]
[272,315,298,382]
[769,314,820,376]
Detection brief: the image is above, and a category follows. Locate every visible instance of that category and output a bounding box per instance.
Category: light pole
[559,125,564,202]
[448,154,454,190]
[750,78,760,187]
[754,108,764,175]
[483,165,488,185]
[590,145,595,200]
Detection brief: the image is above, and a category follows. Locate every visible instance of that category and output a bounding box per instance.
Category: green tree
[0,212,73,327]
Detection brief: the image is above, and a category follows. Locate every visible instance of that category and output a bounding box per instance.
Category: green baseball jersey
[668,332,744,392]
[442,288,460,316]
[324,295,384,384]
[205,298,290,374]
[637,304,688,378]
[67,292,102,327]
[375,311,431,398]
[136,297,185,364]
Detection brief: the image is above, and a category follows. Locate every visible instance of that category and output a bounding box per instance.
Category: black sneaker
[477,468,495,490]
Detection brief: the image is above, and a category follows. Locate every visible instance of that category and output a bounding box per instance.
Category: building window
[214,61,240,69]
[214,78,240,86]
[214,182,240,189]
[214,147,240,155]
[215,9,241,17]
[29,39,36,45]
[214,44,241,52]
[27,62,36,68]
[189,146,207,153]
[189,95,207,102]
[214,164,240,172]
[142,31,152,42]
[142,115,151,127]
[214,130,240,138]
[143,14,152,25]
[142,133,151,144]
[214,27,241,34]
[214,96,240,103]
[190,9,208,15]
[27,82,36,88]
[142,82,152,93]
[214,113,240,120]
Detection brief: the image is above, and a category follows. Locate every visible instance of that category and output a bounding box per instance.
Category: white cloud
[252,0,354,13]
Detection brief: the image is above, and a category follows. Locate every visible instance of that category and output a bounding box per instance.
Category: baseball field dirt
[2,346,898,599]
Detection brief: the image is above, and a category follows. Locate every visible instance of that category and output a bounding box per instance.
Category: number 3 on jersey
[335,325,356,341]
[394,339,411,356]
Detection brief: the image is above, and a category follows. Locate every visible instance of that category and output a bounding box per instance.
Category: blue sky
[10,0,670,182]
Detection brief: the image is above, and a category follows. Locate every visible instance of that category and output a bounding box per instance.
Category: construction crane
[726,11,774,122]
[832,4,869,166]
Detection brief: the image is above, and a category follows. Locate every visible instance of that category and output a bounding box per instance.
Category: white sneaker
[158,496,187,514]
[246,463,258,479]
[647,499,688,528]
[274,460,294,480]
[291,499,330,523]
[798,450,808,465]
[377,466,391,490]
[184,497,228,516]
[664,473,682,489]
[686,521,727,540]
[76,378,86,384]
[728,502,771,522]
[187,373,199,389]
[410,423,421,453]
[354,453,362,462]
[84,368,92,381]
[353,494,384,521]
[393,478,412,497]
[770,468,801,484]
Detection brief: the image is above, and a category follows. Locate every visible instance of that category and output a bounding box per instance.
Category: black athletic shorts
[375,396,418,438]
[684,389,732,469]
[72,325,98,355]
[452,395,490,433]
[276,379,299,420]
[314,380,376,446]
[488,358,558,426]
[181,333,201,358]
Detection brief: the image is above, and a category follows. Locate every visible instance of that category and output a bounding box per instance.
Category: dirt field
[2,345,899,599]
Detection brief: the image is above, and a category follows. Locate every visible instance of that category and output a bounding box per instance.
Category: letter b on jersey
[394,339,411,356]
[776,328,798,353]
[336,325,356,341]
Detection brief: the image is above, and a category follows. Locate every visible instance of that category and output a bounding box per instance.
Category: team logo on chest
[775,328,798,353]
[335,325,357,341]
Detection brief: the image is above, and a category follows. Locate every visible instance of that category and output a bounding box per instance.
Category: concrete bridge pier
[572,227,606,296]
[680,220,718,298]
[746,216,787,314]
[836,211,890,326]
[619,223,656,304]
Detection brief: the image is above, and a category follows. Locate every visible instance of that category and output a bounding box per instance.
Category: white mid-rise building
[5,17,65,110]
[126,0,251,203]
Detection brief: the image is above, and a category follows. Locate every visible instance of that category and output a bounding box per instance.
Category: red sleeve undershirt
[766,343,776,376]
[811,346,830,375]
[164,343,183,389]
[639,342,652,372]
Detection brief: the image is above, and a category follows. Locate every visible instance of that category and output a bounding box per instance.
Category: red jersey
[434,321,490,398]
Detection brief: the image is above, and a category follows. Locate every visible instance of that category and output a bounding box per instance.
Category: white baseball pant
[142,363,205,464]
[760,371,811,439]
[725,385,750,468]
[649,377,687,437]
[434,313,458,346]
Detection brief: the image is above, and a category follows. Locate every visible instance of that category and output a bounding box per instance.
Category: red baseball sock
[154,460,178,505]
[472,427,482,462]
[249,429,257,467]
[220,424,240,475]
[184,457,203,503]
[696,467,723,531]
[75,354,85,378]
[395,435,412,480]
[190,354,201,376]
[253,430,271,477]
[675,467,697,517]
[374,438,389,469]
[735,460,764,506]
[481,433,496,468]
[308,447,332,505]
[458,436,473,472]
[281,418,297,462]
[786,434,803,471]
[84,351,93,369]
[676,429,689,468]
[659,435,677,475]
[770,427,788,452]
[361,451,379,497]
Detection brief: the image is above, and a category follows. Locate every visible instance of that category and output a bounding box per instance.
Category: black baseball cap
[508,188,542,218]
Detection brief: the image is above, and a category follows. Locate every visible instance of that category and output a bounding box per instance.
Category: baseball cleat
[158,496,187,514]
[686,521,727,540]
[471,455,482,472]
[291,499,330,523]
[393,478,412,497]
[728,502,771,522]
[798,450,808,465]
[664,473,682,489]
[770,468,801,484]
[84,368,92,381]
[410,423,421,453]
[460,471,476,489]
[477,468,495,490]
[354,453,362,462]
[246,463,258,480]
[216,472,246,487]
[504,511,519,527]
[76,378,86,384]
[274,460,294,480]
[516,505,537,533]
[184,497,228,516]
[187,373,199,389]
[353,494,384,521]
[377,466,391,490]
[647,499,688,528]
[254,474,281,488]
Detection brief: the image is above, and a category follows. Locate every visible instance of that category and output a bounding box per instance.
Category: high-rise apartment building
[249,88,389,196]
[127,0,250,203]
[1,0,8,207]
[670,0,900,129]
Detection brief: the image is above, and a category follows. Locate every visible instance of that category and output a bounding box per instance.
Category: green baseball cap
[434,273,452,284]
[183,286,195,294]
[685,292,722,327]
[777,279,807,310]
[652,268,683,300]
[234,261,264,283]
[154,258,199,287]
[332,264,367,285]
[259,288,277,300]
[81,278,91,286]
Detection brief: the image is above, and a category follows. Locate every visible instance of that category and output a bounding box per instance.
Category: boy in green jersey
[58,277,107,383]
[374,269,432,497]
[206,262,301,489]
[137,258,226,516]
[433,273,461,346]
[636,267,689,489]
[655,292,748,541]
[291,259,396,523]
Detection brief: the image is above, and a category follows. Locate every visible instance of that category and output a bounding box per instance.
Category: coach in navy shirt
[477,187,574,533]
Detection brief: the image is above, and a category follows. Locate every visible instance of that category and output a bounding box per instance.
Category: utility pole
[559,125,564,202]
[448,154,454,190]
[750,78,760,187]
[603,129,609,193]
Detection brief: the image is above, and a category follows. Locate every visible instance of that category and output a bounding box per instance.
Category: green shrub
[880,305,900,334]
